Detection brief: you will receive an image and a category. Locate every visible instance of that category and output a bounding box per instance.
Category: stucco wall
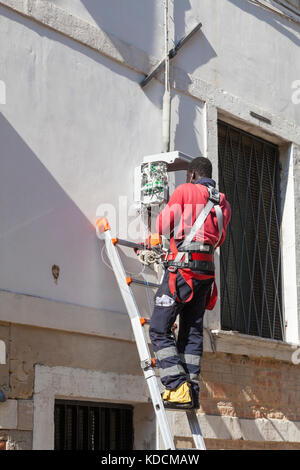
[48,0,300,123]
[0,4,206,310]
[0,0,299,312]
[0,0,300,450]
[0,322,155,449]
[1,321,299,449]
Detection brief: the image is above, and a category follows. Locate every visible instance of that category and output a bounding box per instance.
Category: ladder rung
[164,407,197,413]
[113,238,145,250]
[126,277,160,288]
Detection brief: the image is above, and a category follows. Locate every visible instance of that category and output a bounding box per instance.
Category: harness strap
[165,252,214,262]
[214,204,223,248]
[166,185,223,310]
[168,237,217,310]
[181,186,222,249]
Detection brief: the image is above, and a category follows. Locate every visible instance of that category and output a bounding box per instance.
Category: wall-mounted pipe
[140,23,202,88]
[162,0,171,153]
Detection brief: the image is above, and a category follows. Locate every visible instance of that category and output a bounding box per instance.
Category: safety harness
[163,186,223,310]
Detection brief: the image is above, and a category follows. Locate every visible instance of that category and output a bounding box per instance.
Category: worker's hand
[133,233,162,255]
[145,233,162,250]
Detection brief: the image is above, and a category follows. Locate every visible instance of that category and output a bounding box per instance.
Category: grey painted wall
[0,5,205,310]
[0,0,299,313]
[49,0,300,124]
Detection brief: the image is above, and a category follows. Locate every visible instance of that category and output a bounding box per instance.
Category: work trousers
[149,269,213,403]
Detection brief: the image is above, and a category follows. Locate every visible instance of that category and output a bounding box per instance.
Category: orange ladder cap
[96,217,110,233]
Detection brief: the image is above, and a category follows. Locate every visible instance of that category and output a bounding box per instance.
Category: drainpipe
[162,0,171,153]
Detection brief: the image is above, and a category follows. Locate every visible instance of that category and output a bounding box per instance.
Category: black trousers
[149,269,213,401]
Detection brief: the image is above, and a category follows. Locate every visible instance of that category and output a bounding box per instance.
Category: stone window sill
[204,328,300,362]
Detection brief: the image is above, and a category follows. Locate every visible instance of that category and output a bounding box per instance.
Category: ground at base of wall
[175,437,300,450]
[1,433,300,450]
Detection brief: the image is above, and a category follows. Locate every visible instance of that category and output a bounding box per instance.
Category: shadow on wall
[173,0,217,70]
[81,0,217,157]
[0,2,163,124]
[172,91,206,158]
[76,0,217,157]
[228,0,300,46]
[172,0,217,157]
[0,113,125,311]
[0,6,164,312]
[81,0,158,59]
[0,3,148,86]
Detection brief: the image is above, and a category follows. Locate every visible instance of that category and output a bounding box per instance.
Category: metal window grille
[218,121,284,340]
[54,400,134,450]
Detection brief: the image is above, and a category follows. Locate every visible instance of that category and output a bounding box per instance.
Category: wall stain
[51,265,60,284]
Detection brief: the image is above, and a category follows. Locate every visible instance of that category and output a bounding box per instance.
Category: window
[218,121,284,340]
[54,400,134,450]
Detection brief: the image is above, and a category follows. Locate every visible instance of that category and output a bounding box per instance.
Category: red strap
[168,270,194,303]
[165,252,213,262]
[205,280,218,310]
[170,236,178,255]
[168,237,217,309]
[168,270,177,300]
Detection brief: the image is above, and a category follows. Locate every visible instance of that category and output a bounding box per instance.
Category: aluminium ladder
[96,217,206,451]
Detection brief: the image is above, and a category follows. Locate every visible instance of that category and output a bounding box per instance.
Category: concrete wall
[0,3,207,311]
[47,0,300,123]
[163,350,300,449]
[1,321,300,449]
[0,0,299,313]
[0,0,300,450]
[0,322,155,449]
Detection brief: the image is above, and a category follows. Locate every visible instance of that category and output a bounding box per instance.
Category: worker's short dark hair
[188,157,212,178]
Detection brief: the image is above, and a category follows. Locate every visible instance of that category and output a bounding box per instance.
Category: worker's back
[156,179,231,248]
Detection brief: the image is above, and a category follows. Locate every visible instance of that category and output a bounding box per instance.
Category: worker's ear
[186,170,195,183]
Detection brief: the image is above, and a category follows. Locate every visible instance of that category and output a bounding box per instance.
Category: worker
[149,157,231,409]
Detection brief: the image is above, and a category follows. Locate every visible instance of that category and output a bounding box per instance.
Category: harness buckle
[208,186,221,205]
[168,266,177,273]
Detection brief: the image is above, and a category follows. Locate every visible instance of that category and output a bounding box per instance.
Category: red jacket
[156,182,231,248]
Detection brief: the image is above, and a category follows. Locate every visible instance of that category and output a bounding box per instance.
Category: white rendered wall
[48,0,300,125]
[0,6,206,311]
[0,0,299,318]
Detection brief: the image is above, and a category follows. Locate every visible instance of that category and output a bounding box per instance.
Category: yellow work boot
[162,382,194,409]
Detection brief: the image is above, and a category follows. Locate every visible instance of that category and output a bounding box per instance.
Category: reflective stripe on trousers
[149,269,213,399]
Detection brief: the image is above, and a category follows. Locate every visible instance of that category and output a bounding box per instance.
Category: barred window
[54,400,133,450]
[218,121,284,340]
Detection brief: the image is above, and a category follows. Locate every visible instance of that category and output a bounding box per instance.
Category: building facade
[0,0,300,450]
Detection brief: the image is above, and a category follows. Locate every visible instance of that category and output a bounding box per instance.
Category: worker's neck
[194,176,216,188]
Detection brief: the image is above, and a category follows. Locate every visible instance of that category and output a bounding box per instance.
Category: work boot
[162,382,194,410]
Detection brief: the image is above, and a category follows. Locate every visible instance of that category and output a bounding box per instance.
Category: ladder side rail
[186,411,206,450]
[100,229,176,450]
[97,220,206,450]
[103,230,151,360]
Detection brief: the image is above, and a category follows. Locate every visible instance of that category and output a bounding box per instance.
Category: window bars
[54,400,134,450]
[218,121,284,340]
